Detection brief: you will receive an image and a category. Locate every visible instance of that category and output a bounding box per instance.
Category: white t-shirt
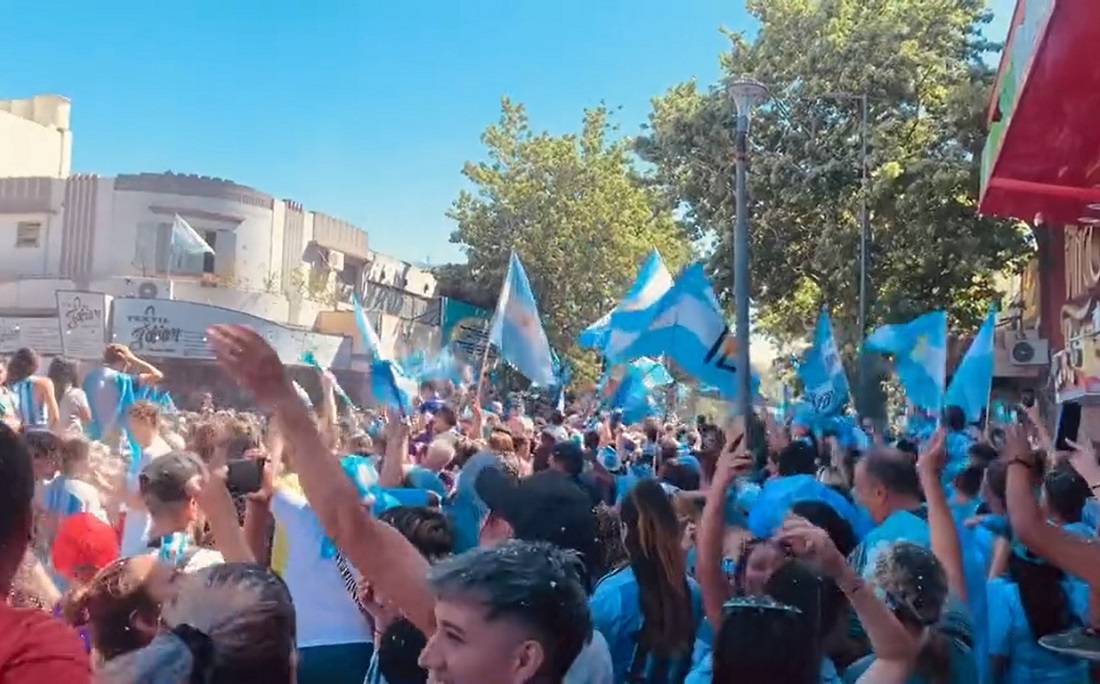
[119,436,173,557]
[271,485,373,648]
[565,630,614,684]
[57,387,89,435]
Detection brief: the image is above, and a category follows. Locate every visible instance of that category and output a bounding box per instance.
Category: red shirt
[0,603,91,683]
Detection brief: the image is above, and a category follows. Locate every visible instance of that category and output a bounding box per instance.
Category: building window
[202,230,217,274]
[15,222,41,248]
[131,221,219,277]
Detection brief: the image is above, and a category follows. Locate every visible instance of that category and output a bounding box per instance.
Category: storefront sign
[1064,225,1100,303]
[440,298,492,361]
[1055,297,1100,402]
[56,291,111,360]
[0,317,63,356]
[110,298,350,368]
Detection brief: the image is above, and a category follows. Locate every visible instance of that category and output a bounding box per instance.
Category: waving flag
[352,294,384,360]
[798,309,850,417]
[584,249,674,360]
[945,308,996,422]
[488,252,555,386]
[611,263,757,401]
[866,311,947,412]
[302,351,353,405]
[370,359,418,415]
[170,215,215,256]
[416,346,464,385]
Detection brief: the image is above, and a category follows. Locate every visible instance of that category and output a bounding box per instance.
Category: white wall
[0,96,71,178]
[104,188,276,286]
[0,211,55,278]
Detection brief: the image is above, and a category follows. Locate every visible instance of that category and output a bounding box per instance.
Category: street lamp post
[847,94,870,414]
[817,92,871,413]
[728,77,770,430]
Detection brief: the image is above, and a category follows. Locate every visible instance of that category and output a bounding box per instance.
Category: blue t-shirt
[443,452,498,553]
[986,576,1087,684]
[843,602,978,684]
[404,466,446,497]
[83,366,127,440]
[589,566,702,683]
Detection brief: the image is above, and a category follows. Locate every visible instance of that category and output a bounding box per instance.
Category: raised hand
[206,325,293,408]
[775,515,848,578]
[917,427,947,478]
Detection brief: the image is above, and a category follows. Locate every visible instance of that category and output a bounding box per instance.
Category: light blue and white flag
[797,308,850,417]
[945,308,996,422]
[610,263,758,401]
[584,249,674,359]
[370,359,418,415]
[352,294,384,360]
[170,214,214,256]
[866,311,948,412]
[489,252,556,386]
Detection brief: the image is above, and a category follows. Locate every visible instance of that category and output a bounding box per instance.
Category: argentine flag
[583,249,673,360]
[866,311,948,412]
[611,263,757,401]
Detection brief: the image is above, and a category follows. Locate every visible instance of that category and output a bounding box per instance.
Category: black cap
[475,468,599,582]
[139,451,205,507]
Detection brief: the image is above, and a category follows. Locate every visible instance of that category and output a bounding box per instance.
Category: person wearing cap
[475,466,614,684]
[137,451,224,573]
[548,440,605,508]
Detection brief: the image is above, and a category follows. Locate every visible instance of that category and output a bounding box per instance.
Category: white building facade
[0,95,439,366]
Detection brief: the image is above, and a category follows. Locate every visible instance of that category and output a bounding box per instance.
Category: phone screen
[1055,401,1083,452]
[226,458,265,496]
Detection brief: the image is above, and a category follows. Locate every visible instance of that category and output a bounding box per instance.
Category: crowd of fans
[1,325,1100,683]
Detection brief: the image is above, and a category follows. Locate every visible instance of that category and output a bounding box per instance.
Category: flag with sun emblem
[866,310,947,412]
[488,252,556,386]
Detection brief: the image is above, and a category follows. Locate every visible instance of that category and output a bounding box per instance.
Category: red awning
[979,0,1100,224]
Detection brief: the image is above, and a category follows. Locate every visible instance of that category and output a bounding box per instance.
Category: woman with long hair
[590,478,700,683]
[5,347,59,432]
[47,357,91,435]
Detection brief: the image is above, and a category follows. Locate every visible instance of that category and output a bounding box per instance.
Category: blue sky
[3,0,1013,265]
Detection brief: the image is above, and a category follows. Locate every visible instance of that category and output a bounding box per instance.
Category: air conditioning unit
[1009,338,1050,366]
[328,250,345,272]
[135,279,174,300]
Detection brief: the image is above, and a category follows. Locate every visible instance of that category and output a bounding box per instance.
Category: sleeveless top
[9,378,48,430]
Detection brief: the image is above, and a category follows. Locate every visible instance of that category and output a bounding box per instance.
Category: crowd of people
[1,324,1100,683]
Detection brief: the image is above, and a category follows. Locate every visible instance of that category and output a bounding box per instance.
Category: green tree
[637,0,1031,356]
[449,98,692,385]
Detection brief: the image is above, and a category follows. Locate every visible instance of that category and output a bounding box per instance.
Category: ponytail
[913,629,952,684]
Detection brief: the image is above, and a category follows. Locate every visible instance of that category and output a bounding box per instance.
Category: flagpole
[166,219,173,291]
[475,328,492,405]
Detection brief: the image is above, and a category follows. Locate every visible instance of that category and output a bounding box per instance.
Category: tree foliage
[448,98,692,385]
[637,0,1032,354]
